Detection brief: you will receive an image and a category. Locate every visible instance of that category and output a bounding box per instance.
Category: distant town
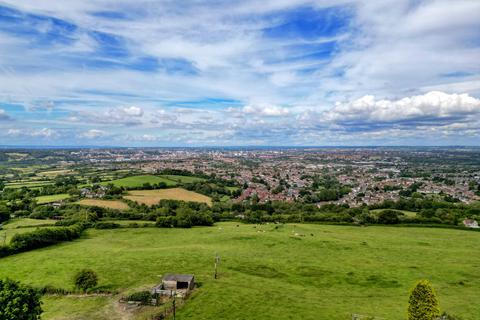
[2,147,479,207]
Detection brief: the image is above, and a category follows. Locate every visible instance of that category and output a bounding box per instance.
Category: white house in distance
[463,219,479,228]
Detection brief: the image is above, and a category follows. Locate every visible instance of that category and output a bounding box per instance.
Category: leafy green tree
[0,278,42,320]
[74,269,98,291]
[377,209,403,224]
[0,205,10,223]
[408,280,440,320]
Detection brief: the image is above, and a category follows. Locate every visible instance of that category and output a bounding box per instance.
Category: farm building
[152,274,195,297]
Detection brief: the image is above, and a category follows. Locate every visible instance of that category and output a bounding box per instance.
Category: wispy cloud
[0,0,479,146]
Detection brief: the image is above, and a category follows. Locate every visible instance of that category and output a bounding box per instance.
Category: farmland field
[0,218,57,244]
[37,169,75,177]
[76,199,130,210]
[100,175,177,188]
[371,209,417,217]
[36,193,71,204]
[5,180,54,189]
[124,188,212,206]
[0,223,479,319]
[159,175,206,183]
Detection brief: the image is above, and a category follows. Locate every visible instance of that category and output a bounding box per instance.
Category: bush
[74,269,98,291]
[156,216,176,228]
[377,210,403,224]
[38,285,72,295]
[0,245,11,257]
[9,224,86,254]
[0,278,42,320]
[0,205,10,223]
[95,222,121,229]
[408,280,440,320]
[126,291,153,304]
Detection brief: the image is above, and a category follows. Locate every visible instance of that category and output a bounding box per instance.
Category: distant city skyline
[0,1,479,146]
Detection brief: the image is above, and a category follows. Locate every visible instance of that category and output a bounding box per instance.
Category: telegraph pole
[172,291,176,320]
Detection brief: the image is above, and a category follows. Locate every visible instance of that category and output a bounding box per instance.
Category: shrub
[74,269,98,291]
[408,280,440,320]
[377,210,403,224]
[9,224,86,254]
[0,245,11,258]
[126,290,153,304]
[38,285,72,295]
[95,222,121,229]
[156,216,176,228]
[0,278,42,320]
[0,205,10,223]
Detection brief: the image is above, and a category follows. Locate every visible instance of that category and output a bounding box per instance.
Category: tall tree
[408,280,440,320]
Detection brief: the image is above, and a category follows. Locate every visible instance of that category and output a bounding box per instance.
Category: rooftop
[162,274,194,282]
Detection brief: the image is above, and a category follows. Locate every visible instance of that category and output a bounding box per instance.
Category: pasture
[371,209,417,217]
[124,188,212,206]
[0,223,479,320]
[0,218,57,244]
[36,193,71,204]
[100,175,177,188]
[76,199,130,210]
[159,175,206,184]
[37,169,75,177]
[5,180,53,189]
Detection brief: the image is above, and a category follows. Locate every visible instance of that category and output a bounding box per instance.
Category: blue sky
[0,0,479,146]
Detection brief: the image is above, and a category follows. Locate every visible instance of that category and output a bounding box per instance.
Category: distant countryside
[0,148,479,319]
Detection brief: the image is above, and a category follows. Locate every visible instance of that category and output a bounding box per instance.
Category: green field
[100,175,178,188]
[371,209,417,217]
[125,188,212,206]
[0,222,479,319]
[98,219,155,226]
[5,180,54,189]
[0,218,57,244]
[35,193,71,204]
[159,175,206,184]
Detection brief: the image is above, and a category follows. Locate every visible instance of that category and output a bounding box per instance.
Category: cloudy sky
[0,0,479,146]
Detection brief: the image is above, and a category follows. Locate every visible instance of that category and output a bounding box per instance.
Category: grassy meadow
[76,199,131,210]
[5,180,54,189]
[159,175,206,184]
[0,222,479,319]
[125,188,212,206]
[0,218,57,244]
[36,193,71,204]
[100,175,178,188]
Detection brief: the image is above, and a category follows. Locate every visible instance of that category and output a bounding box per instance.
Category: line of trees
[0,223,87,258]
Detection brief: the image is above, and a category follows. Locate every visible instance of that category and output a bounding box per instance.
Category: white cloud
[80,129,107,139]
[122,106,143,117]
[324,91,480,124]
[32,128,58,138]
[125,134,159,142]
[0,1,479,145]
[140,134,157,141]
[7,128,21,136]
[243,104,289,116]
[70,106,146,126]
